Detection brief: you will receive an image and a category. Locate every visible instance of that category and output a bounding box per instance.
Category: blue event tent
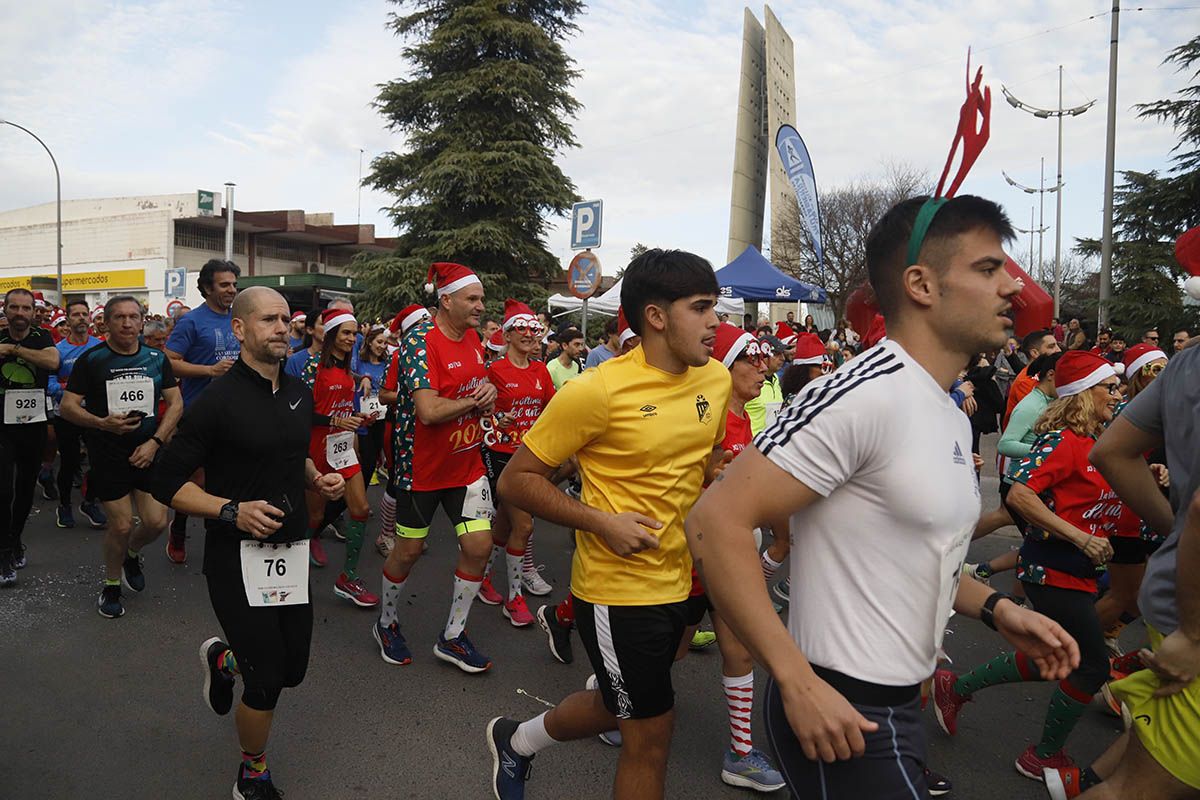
[716,245,827,304]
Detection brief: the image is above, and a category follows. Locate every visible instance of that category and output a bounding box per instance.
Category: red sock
[556,592,575,626]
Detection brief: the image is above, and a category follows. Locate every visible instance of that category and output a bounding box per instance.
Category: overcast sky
[2,1,1195,283]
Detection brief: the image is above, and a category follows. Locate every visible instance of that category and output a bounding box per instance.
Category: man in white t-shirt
[686,194,1080,797]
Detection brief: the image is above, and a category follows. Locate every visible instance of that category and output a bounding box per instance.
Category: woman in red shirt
[307,308,380,608]
[934,351,1121,779]
[477,300,554,626]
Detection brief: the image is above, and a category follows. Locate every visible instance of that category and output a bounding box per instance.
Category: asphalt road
[4,433,1131,799]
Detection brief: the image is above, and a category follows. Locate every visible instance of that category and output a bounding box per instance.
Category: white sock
[723,672,755,756]
[505,548,524,602]
[485,542,503,580]
[760,552,782,582]
[379,569,407,627]
[444,571,482,639]
[510,712,558,757]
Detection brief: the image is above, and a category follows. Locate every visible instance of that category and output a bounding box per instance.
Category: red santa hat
[502,298,538,330]
[320,307,356,333]
[1122,343,1167,377]
[712,322,757,368]
[91,306,105,320]
[486,329,507,353]
[617,307,637,347]
[390,303,430,334]
[1054,350,1117,398]
[50,313,66,327]
[774,321,797,345]
[863,314,887,349]
[791,332,826,366]
[424,262,481,298]
[32,291,47,309]
[290,309,307,322]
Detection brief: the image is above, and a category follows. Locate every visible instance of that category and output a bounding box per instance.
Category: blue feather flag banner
[774,125,824,269]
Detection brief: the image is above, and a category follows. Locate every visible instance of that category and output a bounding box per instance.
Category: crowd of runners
[1,191,1198,800]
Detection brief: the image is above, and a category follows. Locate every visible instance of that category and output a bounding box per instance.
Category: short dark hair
[1020,328,1054,356]
[865,195,1014,318]
[1028,351,1062,380]
[104,295,143,321]
[1110,332,1125,343]
[4,288,34,307]
[65,299,90,315]
[603,316,619,338]
[619,249,719,336]
[1176,329,1191,337]
[556,326,583,344]
[198,259,241,298]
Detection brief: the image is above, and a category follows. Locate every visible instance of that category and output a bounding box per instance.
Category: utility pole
[1099,0,1121,327]
[1003,163,1058,285]
[224,182,235,262]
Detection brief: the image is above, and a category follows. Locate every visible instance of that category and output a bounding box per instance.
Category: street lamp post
[1003,157,1059,284]
[1014,207,1050,283]
[1002,69,1095,318]
[0,119,62,299]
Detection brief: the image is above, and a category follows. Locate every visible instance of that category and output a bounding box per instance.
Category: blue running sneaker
[122,552,145,593]
[79,500,107,529]
[97,585,124,618]
[434,631,492,673]
[487,717,532,800]
[721,748,786,792]
[374,621,413,665]
[56,504,76,529]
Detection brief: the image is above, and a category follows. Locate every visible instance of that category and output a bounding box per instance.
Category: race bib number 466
[106,376,154,417]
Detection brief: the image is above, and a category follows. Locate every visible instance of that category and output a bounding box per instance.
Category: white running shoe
[521,566,553,596]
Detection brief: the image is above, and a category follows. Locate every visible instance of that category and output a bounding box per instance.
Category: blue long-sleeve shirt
[48,335,102,403]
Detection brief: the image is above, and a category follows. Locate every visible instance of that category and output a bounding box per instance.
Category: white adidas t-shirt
[755,339,981,686]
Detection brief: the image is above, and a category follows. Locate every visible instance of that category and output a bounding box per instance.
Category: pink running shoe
[334,573,380,608]
[932,668,970,736]
[1015,745,1074,781]
[477,574,503,606]
[309,535,328,568]
[502,595,535,627]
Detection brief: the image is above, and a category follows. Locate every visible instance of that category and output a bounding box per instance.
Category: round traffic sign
[567,251,602,299]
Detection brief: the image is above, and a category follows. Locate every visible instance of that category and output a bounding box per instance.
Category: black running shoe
[13,543,26,570]
[38,471,58,501]
[200,637,235,715]
[98,585,124,618]
[536,604,572,664]
[925,767,952,796]
[0,550,16,587]
[233,768,283,800]
[122,553,145,593]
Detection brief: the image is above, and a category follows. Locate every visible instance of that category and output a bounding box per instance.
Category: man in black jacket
[154,286,343,800]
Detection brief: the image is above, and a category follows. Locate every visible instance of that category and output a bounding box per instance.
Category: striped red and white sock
[760,552,781,582]
[723,672,755,757]
[379,492,396,539]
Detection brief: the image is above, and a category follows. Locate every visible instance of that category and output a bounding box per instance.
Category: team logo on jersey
[952,442,967,466]
[640,404,657,418]
[695,394,712,424]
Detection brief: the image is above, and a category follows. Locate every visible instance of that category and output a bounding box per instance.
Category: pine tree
[1077,35,1200,337]
[352,0,584,317]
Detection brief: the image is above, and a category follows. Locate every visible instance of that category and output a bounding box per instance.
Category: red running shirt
[485,357,555,454]
[406,324,488,491]
[309,362,356,452]
[721,409,752,456]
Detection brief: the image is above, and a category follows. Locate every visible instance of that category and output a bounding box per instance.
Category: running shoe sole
[97,601,124,619]
[536,604,571,664]
[372,623,412,666]
[79,505,106,528]
[521,573,553,596]
[198,636,232,716]
[334,585,379,608]
[720,770,785,792]
[433,643,492,674]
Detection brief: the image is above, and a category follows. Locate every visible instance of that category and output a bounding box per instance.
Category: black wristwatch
[218,501,239,525]
[980,591,1016,631]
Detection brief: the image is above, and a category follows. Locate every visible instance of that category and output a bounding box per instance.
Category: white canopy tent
[547,277,745,317]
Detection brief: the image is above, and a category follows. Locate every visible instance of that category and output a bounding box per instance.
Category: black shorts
[86,437,154,502]
[393,484,489,538]
[205,567,312,697]
[482,448,512,498]
[1110,535,1151,565]
[684,592,711,627]
[765,673,928,799]
[574,597,688,720]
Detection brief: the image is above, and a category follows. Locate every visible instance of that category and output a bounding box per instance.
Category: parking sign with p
[164,267,186,300]
[570,200,603,250]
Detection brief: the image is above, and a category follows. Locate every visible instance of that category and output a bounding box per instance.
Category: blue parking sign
[570,200,603,250]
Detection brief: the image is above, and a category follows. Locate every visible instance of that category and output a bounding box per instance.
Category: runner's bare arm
[1091,415,1173,537]
[1005,482,1113,564]
[164,347,228,379]
[412,387,480,426]
[1,342,59,370]
[152,385,184,442]
[58,390,141,434]
[686,447,878,762]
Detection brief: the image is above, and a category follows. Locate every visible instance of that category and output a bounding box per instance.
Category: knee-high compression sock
[485,538,504,580]
[343,517,367,578]
[724,673,755,756]
[378,493,396,539]
[444,569,483,639]
[760,552,781,582]
[522,534,536,574]
[241,749,268,780]
[1035,680,1092,757]
[953,651,1039,697]
[505,546,524,601]
[379,568,408,627]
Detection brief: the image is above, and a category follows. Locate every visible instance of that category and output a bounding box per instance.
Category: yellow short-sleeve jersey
[522,346,731,606]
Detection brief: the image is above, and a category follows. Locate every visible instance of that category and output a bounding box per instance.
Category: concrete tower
[726,5,796,264]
